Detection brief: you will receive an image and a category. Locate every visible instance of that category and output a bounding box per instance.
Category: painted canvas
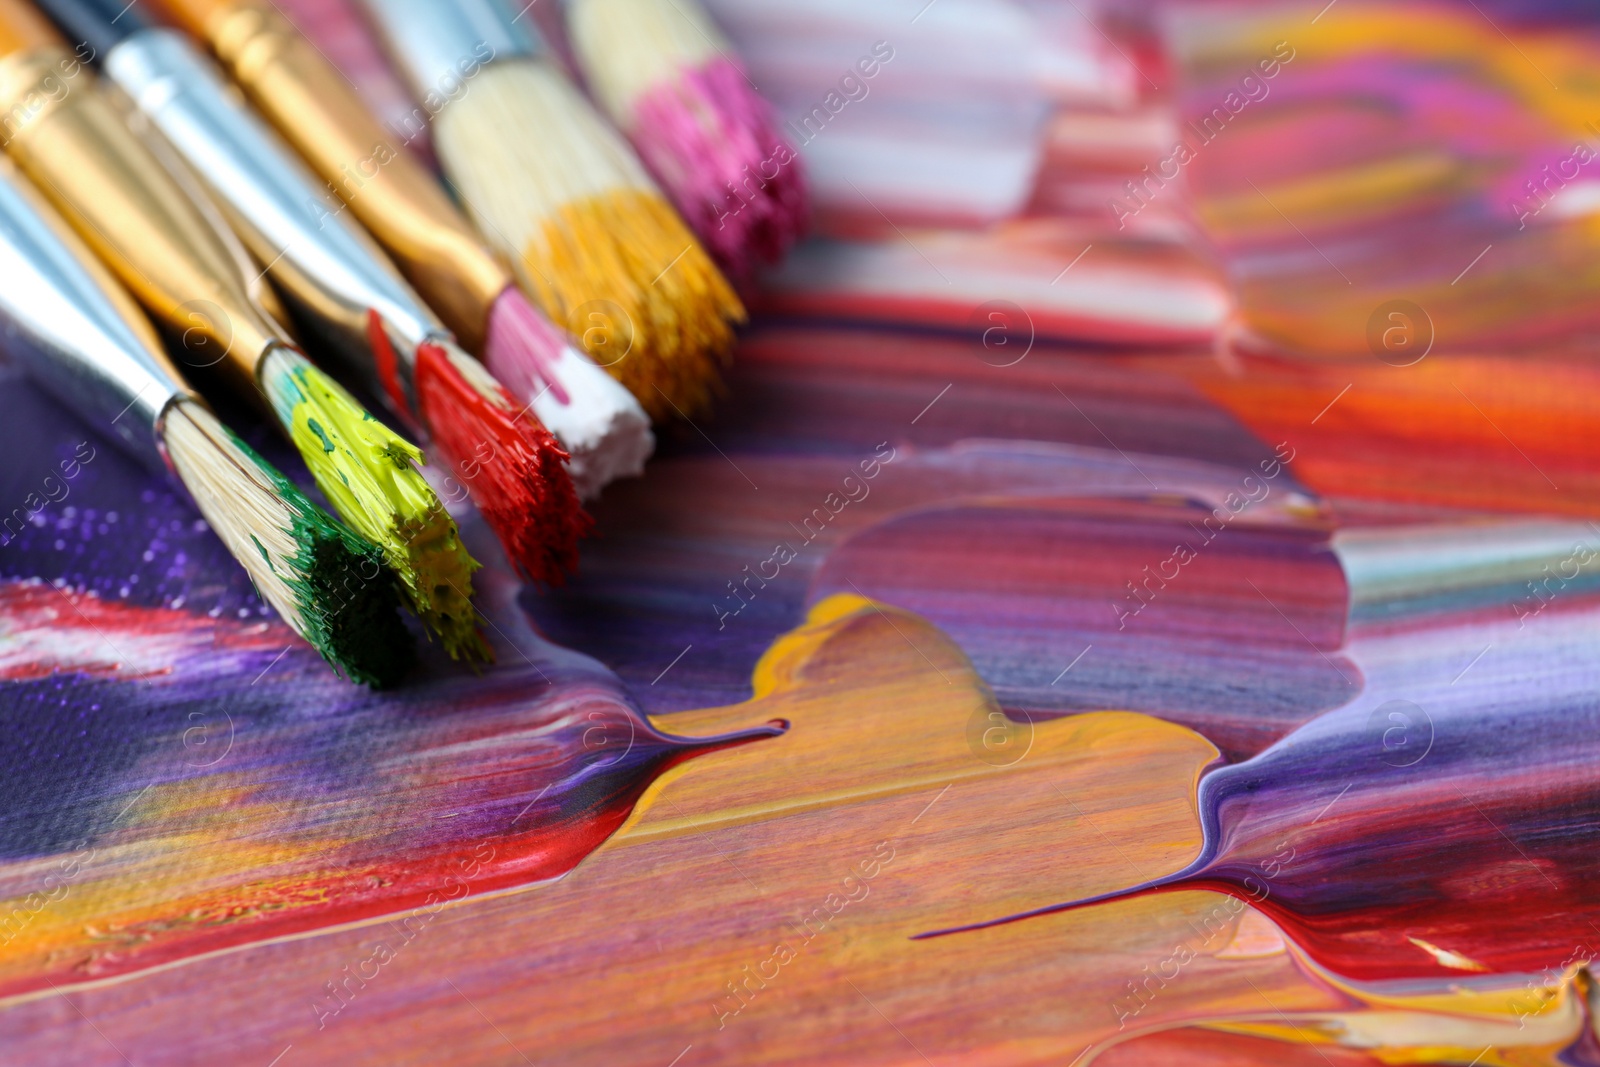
[2,0,1600,1064]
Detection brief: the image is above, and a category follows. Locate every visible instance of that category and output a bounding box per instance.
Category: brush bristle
[480,284,570,403]
[485,285,654,498]
[414,337,590,584]
[630,59,808,278]
[568,0,807,279]
[258,346,489,662]
[161,398,412,687]
[433,59,745,422]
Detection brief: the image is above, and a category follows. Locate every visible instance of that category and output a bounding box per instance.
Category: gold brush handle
[0,48,284,391]
[206,1,510,351]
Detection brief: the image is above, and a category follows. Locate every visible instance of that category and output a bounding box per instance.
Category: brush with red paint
[39,0,589,584]
[158,0,655,500]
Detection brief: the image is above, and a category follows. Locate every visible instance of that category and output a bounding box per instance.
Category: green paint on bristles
[221,425,412,688]
[308,419,335,453]
[261,350,490,662]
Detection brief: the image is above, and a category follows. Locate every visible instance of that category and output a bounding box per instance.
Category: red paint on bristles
[630,56,808,281]
[414,341,589,584]
[366,308,409,414]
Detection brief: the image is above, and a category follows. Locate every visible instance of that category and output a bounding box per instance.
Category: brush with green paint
[0,24,490,661]
[0,153,412,686]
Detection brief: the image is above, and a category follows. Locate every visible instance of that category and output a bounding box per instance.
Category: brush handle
[0,156,184,472]
[0,44,284,396]
[105,29,448,417]
[182,0,510,352]
[30,0,151,55]
[358,0,542,102]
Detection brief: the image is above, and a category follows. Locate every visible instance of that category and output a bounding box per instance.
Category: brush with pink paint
[164,0,655,500]
[563,0,808,282]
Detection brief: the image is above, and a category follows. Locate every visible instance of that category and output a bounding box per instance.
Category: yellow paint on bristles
[431,59,744,423]
[522,189,742,420]
[259,348,489,662]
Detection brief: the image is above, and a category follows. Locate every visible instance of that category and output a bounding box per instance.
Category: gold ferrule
[204,0,510,352]
[10,153,190,392]
[0,48,286,393]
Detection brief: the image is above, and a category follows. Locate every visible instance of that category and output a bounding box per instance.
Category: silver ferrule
[0,159,182,474]
[103,30,445,408]
[359,0,541,104]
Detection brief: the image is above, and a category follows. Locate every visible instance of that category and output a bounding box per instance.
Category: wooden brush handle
[150,0,230,29]
[0,40,283,393]
[0,0,64,58]
[169,0,512,352]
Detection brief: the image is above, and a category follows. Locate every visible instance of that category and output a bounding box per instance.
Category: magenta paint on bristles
[630,56,809,280]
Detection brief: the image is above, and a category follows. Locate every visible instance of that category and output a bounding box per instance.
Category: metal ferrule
[202,0,510,352]
[0,157,184,474]
[359,0,539,104]
[104,29,446,414]
[0,45,284,399]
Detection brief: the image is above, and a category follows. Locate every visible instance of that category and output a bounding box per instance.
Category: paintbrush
[37,0,590,591]
[0,155,412,686]
[0,0,488,662]
[358,0,746,422]
[154,0,655,500]
[564,0,807,281]
[268,0,439,166]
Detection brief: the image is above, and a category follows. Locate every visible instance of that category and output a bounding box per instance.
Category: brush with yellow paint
[151,0,655,500]
[1,0,488,661]
[0,153,412,687]
[358,0,746,422]
[35,0,589,598]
